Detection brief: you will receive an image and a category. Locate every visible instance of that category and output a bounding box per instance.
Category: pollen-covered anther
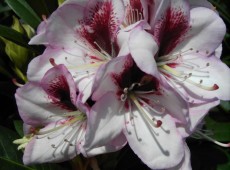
[51,144,57,148]
[12,78,24,87]
[49,58,57,67]
[152,118,162,128]
[213,84,219,90]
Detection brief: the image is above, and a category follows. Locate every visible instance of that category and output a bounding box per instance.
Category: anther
[12,78,24,87]
[140,75,154,85]
[51,144,56,148]
[213,84,219,90]
[156,120,162,128]
[42,15,47,22]
[49,58,57,66]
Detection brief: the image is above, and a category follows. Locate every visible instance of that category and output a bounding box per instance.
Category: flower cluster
[14,0,230,169]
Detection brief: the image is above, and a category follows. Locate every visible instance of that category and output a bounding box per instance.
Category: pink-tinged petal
[92,56,128,100]
[167,143,192,170]
[189,0,214,9]
[178,98,219,137]
[178,54,230,100]
[82,132,127,157]
[41,64,77,109]
[45,1,88,49]
[215,44,223,59]
[124,113,184,169]
[117,20,151,57]
[77,76,94,103]
[27,47,85,81]
[153,0,190,55]
[15,82,74,126]
[172,7,226,57]
[84,92,125,155]
[29,21,48,45]
[128,27,159,76]
[23,122,81,165]
[148,0,171,29]
[140,79,189,124]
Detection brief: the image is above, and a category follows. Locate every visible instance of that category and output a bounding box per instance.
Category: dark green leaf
[14,120,24,137]
[5,0,41,28]
[0,25,29,48]
[220,101,230,112]
[25,0,58,17]
[0,126,22,162]
[205,116,230,141]
[0,157,33,170]
[209,0,230,24]
[218,162,230,170]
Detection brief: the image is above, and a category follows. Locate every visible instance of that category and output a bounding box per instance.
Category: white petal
[84,92,125,155]
[124,113,184,169]
[23,122,82,164]
[172,7,226,57]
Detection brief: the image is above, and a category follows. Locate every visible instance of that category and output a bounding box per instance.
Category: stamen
[74,37,108,61]
[129,94,162,128]
[160,65,219,91]
[196,131,230,148]
[138,97,165,115]
[12,78,24,87]
[158,48,193,62]
[128,100,142,141]
[49,58,57,66]
[66,61,105,70]
[93,41,111,59]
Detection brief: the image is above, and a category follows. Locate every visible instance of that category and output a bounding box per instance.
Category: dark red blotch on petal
[154,7,190,56]
[78,1,120,56]
[112,56,159,93]
[46,75,76,111]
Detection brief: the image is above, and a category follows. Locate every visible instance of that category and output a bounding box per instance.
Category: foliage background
[0,0,229,170]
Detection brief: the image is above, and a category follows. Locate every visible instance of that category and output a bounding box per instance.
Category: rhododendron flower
[14,64,87,164]
[14,63,126,164]
[27,0,131,102]
[122,0,230,136]
[84,55,190,169]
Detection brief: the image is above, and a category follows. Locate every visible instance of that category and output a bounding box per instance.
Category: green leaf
[14,120,24,137]
[209,0,230,24]
[5,0,41,28]
[0,25,29,48]
[0,126,23,162]
[205,116,230,141]
[0,157,33,170]
[25,0,58,17]
[58,0,65,6]
[220,101,230,112]
[218,162,230,170]
[0,56,12,78]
